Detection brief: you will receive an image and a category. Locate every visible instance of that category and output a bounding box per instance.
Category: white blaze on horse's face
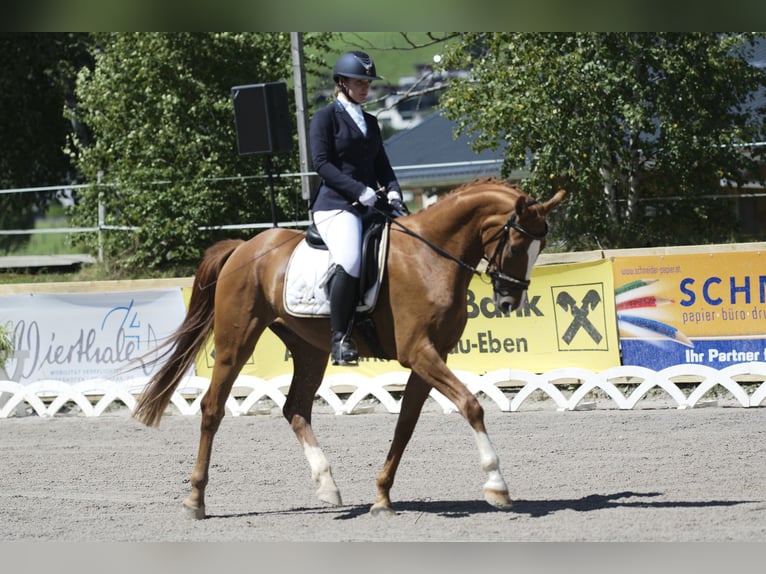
[493,233,544,314]
[516,238,542,308]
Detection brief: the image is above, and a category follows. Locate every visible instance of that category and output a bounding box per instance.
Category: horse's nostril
[496,294,516,314]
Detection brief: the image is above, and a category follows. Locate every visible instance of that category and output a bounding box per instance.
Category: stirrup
[332,333,358,366]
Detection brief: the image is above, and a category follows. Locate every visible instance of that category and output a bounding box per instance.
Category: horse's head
[484,188,567,313]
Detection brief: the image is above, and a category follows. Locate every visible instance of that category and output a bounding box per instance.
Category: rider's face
[343,78,372,103]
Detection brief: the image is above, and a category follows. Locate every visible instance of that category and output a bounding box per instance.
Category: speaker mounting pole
[266,156,278,228]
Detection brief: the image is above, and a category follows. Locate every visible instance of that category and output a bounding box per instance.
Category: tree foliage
[0,32,91,253]
[67,32,333,272]
[440,33,766,249]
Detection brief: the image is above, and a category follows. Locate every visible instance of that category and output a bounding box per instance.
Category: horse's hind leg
[272,325,342,506]
[184,317,267,519]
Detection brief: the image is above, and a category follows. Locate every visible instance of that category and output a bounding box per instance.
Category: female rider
[309,50,403,366]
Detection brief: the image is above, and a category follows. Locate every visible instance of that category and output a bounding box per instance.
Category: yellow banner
[187,257,619,378]
[447,258,620,372]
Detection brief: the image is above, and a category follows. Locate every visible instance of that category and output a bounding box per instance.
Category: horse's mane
[419,177,526,213]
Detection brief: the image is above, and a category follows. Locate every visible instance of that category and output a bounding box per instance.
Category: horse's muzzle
[491,273,530,314]
[494,290,524,314]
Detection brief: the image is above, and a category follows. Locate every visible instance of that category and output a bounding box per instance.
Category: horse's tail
[132,239,244,428]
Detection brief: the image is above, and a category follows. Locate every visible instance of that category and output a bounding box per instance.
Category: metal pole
[290,32,313,201]
[267,156,278,227]
[97,170,104,263]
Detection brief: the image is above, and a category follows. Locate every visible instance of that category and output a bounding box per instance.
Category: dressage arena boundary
[2,362,766,418]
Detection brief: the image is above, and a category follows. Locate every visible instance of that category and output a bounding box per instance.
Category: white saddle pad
[283,225,389,318]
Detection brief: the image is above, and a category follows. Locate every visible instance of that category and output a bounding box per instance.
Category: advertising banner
[191,257,621,379]
[450,258,620,372]
[0,289,187,384]
[612,251,766,369]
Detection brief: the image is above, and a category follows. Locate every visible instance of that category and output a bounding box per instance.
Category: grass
[3,203,81,257]
[8,220,82,257]
[0,202,192,283]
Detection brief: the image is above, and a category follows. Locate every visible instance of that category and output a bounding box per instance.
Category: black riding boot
[329,266,359,366]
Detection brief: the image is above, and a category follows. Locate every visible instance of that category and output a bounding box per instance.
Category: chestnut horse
[133,178,566,518]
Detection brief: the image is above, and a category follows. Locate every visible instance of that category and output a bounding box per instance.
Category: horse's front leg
[274,326,342,506]
[411,346,512,510]
[371,371,432,516]
[472,425,512,510]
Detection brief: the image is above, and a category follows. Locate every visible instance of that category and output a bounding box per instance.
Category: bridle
[483,203,549,294]
[374,198,549,293]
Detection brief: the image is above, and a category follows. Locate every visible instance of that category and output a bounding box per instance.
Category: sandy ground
[2,400,766,543]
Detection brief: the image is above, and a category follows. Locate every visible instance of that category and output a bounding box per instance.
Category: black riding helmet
[332,51,382,83]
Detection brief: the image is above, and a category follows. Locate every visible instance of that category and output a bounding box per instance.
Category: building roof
[383,110,511,191]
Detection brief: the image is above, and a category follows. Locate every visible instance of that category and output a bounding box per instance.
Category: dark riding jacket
[309,100,400,213]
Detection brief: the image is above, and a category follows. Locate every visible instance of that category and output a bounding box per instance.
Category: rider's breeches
[312,209,362,279]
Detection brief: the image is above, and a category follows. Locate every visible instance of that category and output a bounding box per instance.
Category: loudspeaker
[231,82,292,155]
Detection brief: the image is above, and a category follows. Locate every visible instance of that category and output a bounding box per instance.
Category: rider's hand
[387,190,404,212]
[358,187,378,207]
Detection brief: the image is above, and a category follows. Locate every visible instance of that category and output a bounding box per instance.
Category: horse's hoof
[369,504,395,517]
[182,500,206,520]
[317,487,343,506]
[484,488,513,510]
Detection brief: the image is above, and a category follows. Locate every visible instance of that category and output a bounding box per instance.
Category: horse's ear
[515,195,527,217]
[543,189,567,212]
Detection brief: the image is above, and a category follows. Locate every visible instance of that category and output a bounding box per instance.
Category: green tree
[0,32,91,254]
[67,32,333,272]
[440,33,766,249]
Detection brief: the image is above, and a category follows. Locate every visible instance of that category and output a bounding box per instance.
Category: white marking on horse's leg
[474,430,513,509]
[303,443,343,506]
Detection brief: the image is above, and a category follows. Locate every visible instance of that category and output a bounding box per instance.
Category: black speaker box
[231,82,292,155]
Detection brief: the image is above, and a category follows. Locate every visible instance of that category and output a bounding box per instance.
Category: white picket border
[2,362,766,419]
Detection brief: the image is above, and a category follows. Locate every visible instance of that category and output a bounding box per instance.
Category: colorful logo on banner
[190,258,621,379]
[0,289,188,384]
[612,251,766,369]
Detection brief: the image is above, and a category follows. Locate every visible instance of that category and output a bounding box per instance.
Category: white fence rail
[0,177,313,265]
[2,363,766,419]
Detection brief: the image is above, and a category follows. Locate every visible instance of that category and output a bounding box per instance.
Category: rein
[372,199,548,289]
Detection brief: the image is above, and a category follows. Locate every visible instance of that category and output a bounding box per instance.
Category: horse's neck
[414,188,514,266]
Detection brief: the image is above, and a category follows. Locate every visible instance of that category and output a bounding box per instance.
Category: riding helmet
[332,51,382,82]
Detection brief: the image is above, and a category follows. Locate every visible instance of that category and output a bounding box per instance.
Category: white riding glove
[387,190,404,212]
[358,187,378,207]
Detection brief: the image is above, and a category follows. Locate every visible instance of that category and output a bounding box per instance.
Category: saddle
[284,217,389,317]
[283,217,391,359]
[304,219,386,300]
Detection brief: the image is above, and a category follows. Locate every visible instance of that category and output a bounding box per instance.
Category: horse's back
[216,228,304,289]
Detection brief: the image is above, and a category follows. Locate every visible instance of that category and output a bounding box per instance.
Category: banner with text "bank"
[191,257,620,379]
